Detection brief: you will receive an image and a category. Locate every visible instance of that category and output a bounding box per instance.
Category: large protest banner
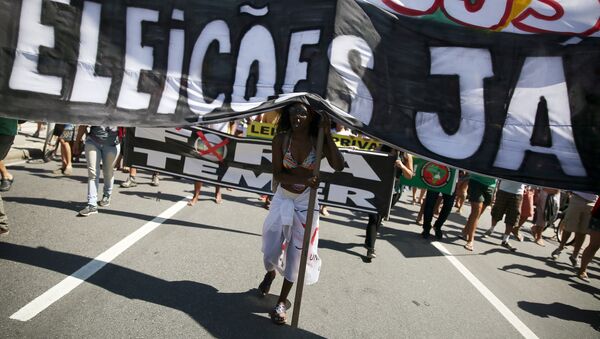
[126,127,396,215]
[0,0,598,192]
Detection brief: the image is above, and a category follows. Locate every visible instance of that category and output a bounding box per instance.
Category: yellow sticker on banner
[247,121,276,139]
[331,134,380,151]
[247,121,380,150]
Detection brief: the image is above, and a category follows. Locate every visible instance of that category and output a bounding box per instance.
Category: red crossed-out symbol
[196,131,229,162]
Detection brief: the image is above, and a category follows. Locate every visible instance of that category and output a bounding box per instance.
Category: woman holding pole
[258,102,344,325]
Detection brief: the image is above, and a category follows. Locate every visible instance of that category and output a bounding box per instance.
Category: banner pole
[291,124,325,328]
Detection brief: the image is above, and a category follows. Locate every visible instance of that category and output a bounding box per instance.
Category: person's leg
[188,181,202,206]
[433,195,443,215]
[277,280,294,305]
[365,213,381,257]
[0,193,9,235]
[433,194,456,239]
[0,160,12,181]
[151,171,160,186]
[412,187,418,204]
[215,185,222,204]
[62,139,73,174]
[418,188,426,204]
[416,202,425,225]
[80,142,100,216]
[121,167,137,187]
[569,232,587,266]
[101,144,119,199]
[578,230,600,281]
[465,202,484,248]
[422,190,437,238]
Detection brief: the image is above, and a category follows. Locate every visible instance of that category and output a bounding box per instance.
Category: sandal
[270,303,286,325]
[464,242,474,252]
[578,272,590,283]
[258,271,275,297]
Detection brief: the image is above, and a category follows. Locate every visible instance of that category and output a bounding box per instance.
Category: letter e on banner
[327,184,376,210]
[9,0,67,95]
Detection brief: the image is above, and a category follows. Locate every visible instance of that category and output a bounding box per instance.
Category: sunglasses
[289,105,309,116]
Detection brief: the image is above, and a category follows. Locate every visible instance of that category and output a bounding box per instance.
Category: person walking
[577,199,600,282]
[258,103,344,325]
[461,174,496,251]
[366,149,413,258]
[421,171,457,240]
[483,180,525,252]
[531,187,561,246]
[74,126,120,216]
[551,191,598,265]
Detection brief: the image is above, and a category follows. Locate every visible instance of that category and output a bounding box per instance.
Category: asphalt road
[0,159,598,338]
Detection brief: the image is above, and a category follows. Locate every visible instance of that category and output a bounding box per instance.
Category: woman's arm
[320,115,345,171]
[395,153,414,179]
[72,125,88,156]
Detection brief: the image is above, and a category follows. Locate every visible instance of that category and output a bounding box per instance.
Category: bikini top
[282,138,316,170]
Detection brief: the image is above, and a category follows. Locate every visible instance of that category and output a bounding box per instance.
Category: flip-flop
[578,272,590,283]
[463,243,474,251]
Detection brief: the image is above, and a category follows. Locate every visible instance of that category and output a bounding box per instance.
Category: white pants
[262,187,321,284]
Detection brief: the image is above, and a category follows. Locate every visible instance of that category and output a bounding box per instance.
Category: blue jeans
[85,141,119,206]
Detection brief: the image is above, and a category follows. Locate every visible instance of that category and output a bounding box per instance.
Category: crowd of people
[0,104,599,325]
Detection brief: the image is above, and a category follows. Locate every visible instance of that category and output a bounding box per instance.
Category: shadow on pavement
[0,243,324,338]
[4,197,261,238]
[517,301,600,331]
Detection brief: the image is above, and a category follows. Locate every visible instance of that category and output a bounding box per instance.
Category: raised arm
[319,114,345,171]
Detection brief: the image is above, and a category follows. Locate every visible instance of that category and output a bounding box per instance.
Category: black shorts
[468,179,494,206]
[0,135,15,160]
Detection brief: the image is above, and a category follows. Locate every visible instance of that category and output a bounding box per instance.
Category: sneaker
[98,195,111,207]
[512,230,524,242]
[551,248,562,259]
[483,228,493,238]
[501,241,517,252]
[120,177,137,188]
[79,205,98,216]
[434,228,443,240]
[151,174,160,187]
[569,255,579,267]
[366,249,377,259]
[0,178,14,192]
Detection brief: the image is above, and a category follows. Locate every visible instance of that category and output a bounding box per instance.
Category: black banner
[0,0,598,192]
[126,127,396,215]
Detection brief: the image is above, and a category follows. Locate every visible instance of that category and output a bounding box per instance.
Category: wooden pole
[291,125,325,328]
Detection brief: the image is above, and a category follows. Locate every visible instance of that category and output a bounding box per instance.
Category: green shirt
[0,118,18,136]
[470,173,497,188]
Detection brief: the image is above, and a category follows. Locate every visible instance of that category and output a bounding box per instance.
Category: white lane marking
[431,241,539,339]
[6,160,28,167]
[10,198,191,321]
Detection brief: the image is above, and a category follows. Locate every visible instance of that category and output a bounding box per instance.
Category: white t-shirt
[498,180,525,195]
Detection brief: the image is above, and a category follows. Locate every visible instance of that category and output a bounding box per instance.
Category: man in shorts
[462,173,496,251]
[551,191,598,266]
[483,180,525,252]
